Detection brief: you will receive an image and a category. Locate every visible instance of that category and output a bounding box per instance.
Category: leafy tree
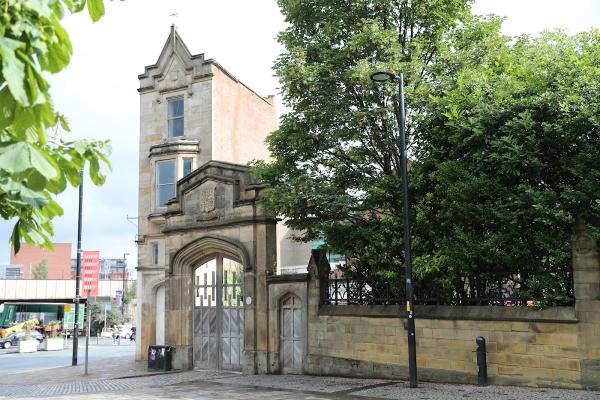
[32,258,47,279]
[88,301,123,335]
[0,0,111,253]
[254,0,600,304]
[411,29,600,304]
[123,282,136,304]
[253,0,476,281]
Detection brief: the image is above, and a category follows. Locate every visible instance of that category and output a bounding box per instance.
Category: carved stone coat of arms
[199,186,216,213]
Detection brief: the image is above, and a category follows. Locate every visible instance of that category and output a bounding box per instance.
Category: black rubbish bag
[147,345,174,371]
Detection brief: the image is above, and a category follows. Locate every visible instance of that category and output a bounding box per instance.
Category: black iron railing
[323,274,575,307]
[325,277,402,305]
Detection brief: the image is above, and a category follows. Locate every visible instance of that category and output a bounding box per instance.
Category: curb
[113,369,185,380]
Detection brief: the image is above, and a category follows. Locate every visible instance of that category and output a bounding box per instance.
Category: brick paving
[0,370,230,398]
[4,355,157,385]
[1,356,599,399]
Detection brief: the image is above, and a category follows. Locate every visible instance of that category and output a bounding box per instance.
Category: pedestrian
[44,324,51,339]
[112,325,119,344]
[130,327,136,342]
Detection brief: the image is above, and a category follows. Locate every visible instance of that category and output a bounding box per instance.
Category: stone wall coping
[266,273,309,283]
[319,304,578,323]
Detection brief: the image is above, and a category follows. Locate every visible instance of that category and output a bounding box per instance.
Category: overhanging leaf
[11,221,21,253]
[0,38,28,105]
[0,86,16,130]
[0,142,57,179]
[87,0,105,22]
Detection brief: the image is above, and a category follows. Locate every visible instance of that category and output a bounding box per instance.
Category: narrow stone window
[183,158,193,177]
[151,243,158,266]
[167,96,184,137]
[156,159,176,208]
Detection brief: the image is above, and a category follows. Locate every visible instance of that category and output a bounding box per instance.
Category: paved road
[3,372,599,400]
[0,340,135,375]
[0,351,598,399]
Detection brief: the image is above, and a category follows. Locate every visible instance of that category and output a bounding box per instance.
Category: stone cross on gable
[169,10,179,25]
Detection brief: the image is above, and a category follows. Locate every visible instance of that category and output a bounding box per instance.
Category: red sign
[82,251,100,296]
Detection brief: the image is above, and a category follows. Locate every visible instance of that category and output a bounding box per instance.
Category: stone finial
[169,23,179,56]
[575,218,588,235]
[572,220,600,301]
[573,219,598,256]
[307,249,330,281]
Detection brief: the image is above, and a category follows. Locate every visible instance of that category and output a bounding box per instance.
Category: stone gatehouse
[136,26,600,389]
[135,26,311,372]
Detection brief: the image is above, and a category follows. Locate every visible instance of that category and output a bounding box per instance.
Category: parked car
[0,330,43,349]
[100,328,114,339]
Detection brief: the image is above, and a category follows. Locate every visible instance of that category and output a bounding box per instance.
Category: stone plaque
[169,67,180,82]
[199,186,216,213]
[575,234,594,254]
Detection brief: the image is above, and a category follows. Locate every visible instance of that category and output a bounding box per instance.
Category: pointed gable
[162,160,273,233]
[138,25,211,93]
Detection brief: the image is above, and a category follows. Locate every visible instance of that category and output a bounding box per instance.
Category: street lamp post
[72,169,84,366]
[370,71,418,388]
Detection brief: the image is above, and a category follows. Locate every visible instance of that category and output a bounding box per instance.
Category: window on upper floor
[156,159,176,208]
[151,243,158,265]
[168,96,184,137]
[183,158,193,177]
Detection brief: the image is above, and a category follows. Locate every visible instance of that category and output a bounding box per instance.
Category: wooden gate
[193,256,244,370]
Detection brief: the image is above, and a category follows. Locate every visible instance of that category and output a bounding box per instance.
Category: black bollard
[476,336,488,386]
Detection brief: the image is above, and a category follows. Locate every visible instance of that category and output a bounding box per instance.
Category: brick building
[82,250,100,296]
[10,243,72,279]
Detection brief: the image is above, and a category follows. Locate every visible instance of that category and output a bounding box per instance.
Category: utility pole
[85,289,91,375]
[72,170,83,366]
[121,253,129,317]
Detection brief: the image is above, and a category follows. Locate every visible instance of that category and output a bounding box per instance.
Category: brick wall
[10,243,72,279]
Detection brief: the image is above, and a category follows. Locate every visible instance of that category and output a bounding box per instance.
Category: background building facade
[10,243,72,279]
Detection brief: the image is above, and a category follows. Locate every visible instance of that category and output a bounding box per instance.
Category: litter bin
[147,345,174,371]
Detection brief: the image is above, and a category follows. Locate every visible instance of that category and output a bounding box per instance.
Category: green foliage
[254,0,474,280]
[88,302,123,334]
[32,258,47,279]
[412,29,600,305]
[123,282,136,304]
[21,318,36,339]
[48,319,61,338]
[254,0,600,305]
[0,0,111,253]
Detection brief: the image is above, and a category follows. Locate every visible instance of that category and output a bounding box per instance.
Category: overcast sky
[0,0,598,269]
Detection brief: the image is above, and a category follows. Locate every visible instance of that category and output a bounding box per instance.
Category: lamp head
[370,71,396,82]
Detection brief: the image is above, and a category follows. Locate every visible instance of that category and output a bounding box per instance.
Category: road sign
[64,304,85,329]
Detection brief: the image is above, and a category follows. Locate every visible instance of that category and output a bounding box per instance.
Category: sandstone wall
[266,242,600,390]
[306,305,582,388]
